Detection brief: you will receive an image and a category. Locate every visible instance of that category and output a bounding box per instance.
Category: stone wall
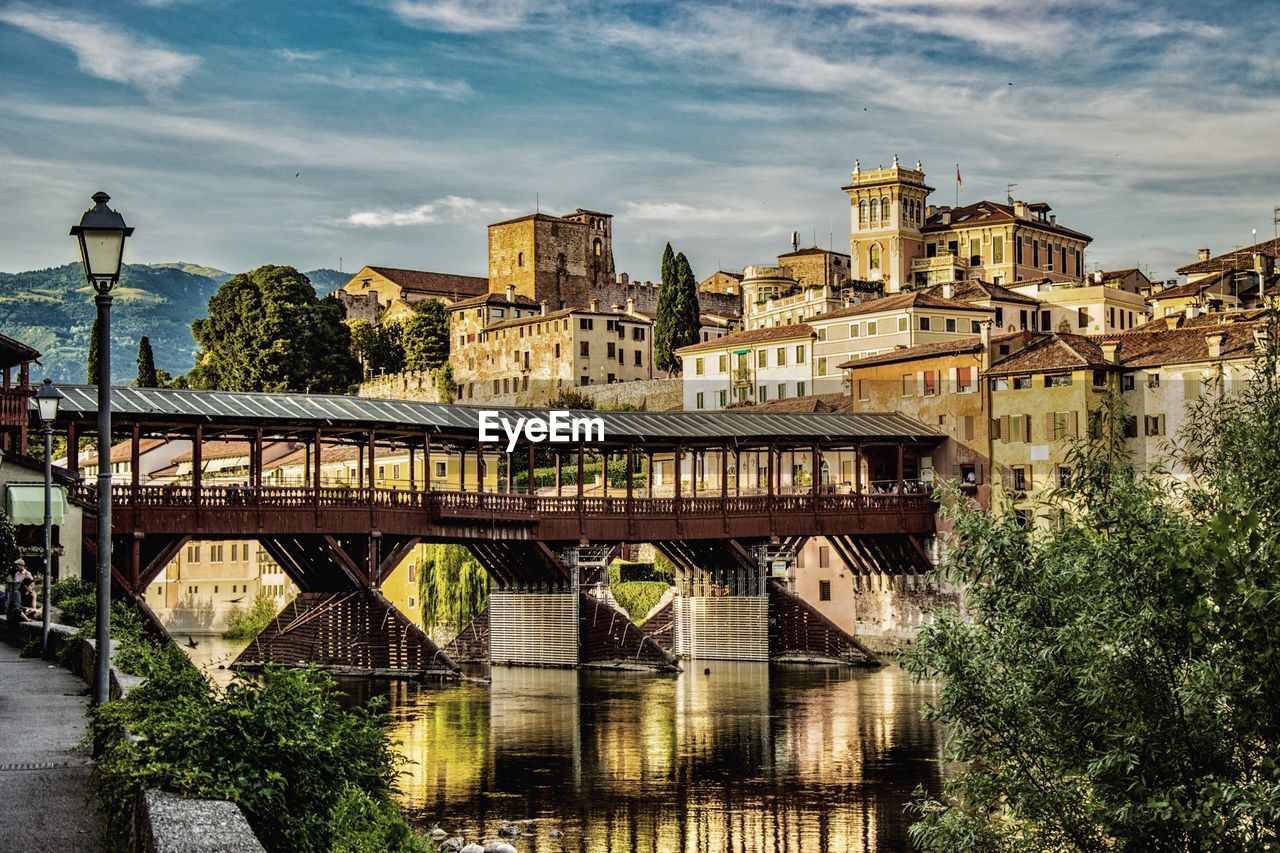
[357,370,445,403]
[579,377,683,411]
[847,576,962,654]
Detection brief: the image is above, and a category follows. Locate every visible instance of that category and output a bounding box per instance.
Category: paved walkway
[0,641,102,851]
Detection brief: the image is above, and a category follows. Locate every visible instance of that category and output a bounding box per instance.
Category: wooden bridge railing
[73,483,936,519]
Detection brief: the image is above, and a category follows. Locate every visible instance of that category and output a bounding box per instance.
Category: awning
[6,484,68,525]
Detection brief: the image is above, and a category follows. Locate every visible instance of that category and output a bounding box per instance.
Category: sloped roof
[677,323,814,354]
[984,333,1114,376]
[0,332,40,370]
[925,280,1040,306]
[448,291,539,310]
[361,266,488,298]
[1145,270,1231,302]
[922,200,1092,242]
[808,291,994,323]
[1127,308,1269,334]
[777,246,850,259]
[1095,318,1268,368]
[1176,237,1280,276]
[741,393,853,413]
[838,331,1030,370]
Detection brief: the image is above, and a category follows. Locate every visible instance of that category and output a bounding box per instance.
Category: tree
[349,320,405,378]
[906,314,1280,851]
[135,336,158,388]
[401,299,449,371]
[546,387,596,409]
[672,251,702,360]
[418,544,488,633]
[187,265,360,393]
[654,243,679,372]
[87,314,101,384]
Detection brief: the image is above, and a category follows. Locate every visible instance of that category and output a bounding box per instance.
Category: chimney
[1093,270,1104,284]
[1100,341,1120,363]
[540,301,548,316]
[504,283,516,302]
[625,296,636,315]
[1014,201,1029,220]
[1254,324,1270,352]
[941,282,954,299]
[589,299,599,312]
[979,319,993,371]
[1198,247,1211,262]
[1185,303,1199,319]
[1254,252,1274,277]
[926,204,937,218]
[1050,214,1057,225]
[1164,313,1182,331]
[940,210,952,225]
[1206,332,1226,359]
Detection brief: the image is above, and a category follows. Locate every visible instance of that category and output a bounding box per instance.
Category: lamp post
[36,379,63,657]
[70,192,132,706]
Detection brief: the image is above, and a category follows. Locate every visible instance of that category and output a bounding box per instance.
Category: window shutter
[1070,411,1079,438]
[1024,413,1032,442]
[1045,412,1056,441]
[999,415,1010,443]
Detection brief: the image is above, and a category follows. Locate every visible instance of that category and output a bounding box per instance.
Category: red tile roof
[1095,317,1269,368]
[447,291,540,310]
[363,266,488,298]
[922,200,1092,242]
[740,393,853,413]
[924,279,1040,306]
[1175,237,1280,276]
[984,333,1114,376]
[1145,270,1230,303]
[808,290,994,323]
[677,323,814,354]
[838,331,1030,369]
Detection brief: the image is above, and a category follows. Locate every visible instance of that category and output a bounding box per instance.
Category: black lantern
[69,192,133,293]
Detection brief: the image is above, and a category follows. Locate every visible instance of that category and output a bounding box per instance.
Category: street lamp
[70,192,132,707]
[36,379,62,657]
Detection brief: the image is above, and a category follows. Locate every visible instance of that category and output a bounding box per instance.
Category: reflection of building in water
[389,664,942,852]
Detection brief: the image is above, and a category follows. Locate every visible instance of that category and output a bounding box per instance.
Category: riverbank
[0,639,101,851]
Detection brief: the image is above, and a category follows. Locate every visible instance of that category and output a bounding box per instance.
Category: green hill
[0,263,349,383]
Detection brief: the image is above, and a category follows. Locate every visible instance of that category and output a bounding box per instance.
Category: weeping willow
[417,544,488,632]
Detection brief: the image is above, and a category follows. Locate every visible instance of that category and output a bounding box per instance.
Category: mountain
[0,263,353,384]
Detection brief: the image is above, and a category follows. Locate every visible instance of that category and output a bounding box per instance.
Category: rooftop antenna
[1006,182,1019,205]
[536,193,539,213]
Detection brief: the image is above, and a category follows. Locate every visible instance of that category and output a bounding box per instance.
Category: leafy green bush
[610,560,661,584]
[326,785,436,853]
[514,457,647,491]
[221,593,280,640]
[610,581,670,625]
[93,659,404,852]
[49,576,95,627]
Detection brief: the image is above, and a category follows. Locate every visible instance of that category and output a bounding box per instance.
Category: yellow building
[336,265,489,323]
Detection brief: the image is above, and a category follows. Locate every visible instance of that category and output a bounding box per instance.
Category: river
[181,640,943,851]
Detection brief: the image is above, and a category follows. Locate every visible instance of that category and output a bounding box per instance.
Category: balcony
[0,387,28,428]
[732,368,752,387]
[912,251,966,286]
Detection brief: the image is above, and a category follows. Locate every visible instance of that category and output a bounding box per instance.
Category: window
[1020,309,1029,329]
[922,370,939,396]
[850,323,860,338]
[1051,411,1076,440]
[1078,308,1089,329]
[777,383,786,399]
[718,390,728,407]
[1033,240,1040,267]
[1058,466,1072,488]
[435,461,447,478]
[1012,466,1028,492]
[634,351,642,366]
[1144,414,1166,436]
[992,235,1005,264]
[758,385,768,402]
[991,377,1008,391]
[187,545,200,563]
[969,237,981,266]
[819,546,830,568]
[797,381,807,396]
[1015,237,1024,265]
[633,327,645,341]
[857,379,870,401]
[897,317,908,332]
[970,319,982,333]
[695,392,705,409]
[956,366,974,393]
[795,346,806,363]
[1013,375,1033,390]
[869,244,881,269]
[407,564,416,583]
[211,545,224,562]
[818,580,831,601]
[817,327,827,341]
[994,307,1004,327]
[963,415,975,440]
[776,347,787,367]
[1121,373,1135,391]
[1092,370,1107,387]
[818,357,828,375]
[867,320,878,336]
[902,374,915,396]
[858,199,867,225]
[718,354,727,372]
[1015,508,1031,527]
[580,341,590,357]
[1045,373,1072,388]
[945,317,957,332]
[919,316,931,331]
[1147,372,1160,388]
[579,318,594,330]
[758,349,768,368]
[607,341,616,359]
[695,357,704,376]
[554,343,560,358]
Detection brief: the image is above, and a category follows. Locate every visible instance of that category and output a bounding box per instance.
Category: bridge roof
[51,386,941,445]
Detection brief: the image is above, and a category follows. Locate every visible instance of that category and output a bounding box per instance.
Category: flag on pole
[955,165,963,190]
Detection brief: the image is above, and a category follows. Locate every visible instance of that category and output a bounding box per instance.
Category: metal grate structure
[673,596,770,661]
[489,591,579,666]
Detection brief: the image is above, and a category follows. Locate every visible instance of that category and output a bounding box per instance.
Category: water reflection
[366,662,940,852]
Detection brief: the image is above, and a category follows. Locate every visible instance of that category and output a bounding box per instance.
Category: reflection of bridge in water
[377,663,942,851]
[55,386,941,672]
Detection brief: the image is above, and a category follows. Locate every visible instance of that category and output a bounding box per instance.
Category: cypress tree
[87,315,101,384]
[654,243,678,372]
[673,252,702,360]
[135,336,159,388]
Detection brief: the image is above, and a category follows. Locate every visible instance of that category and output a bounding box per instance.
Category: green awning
[6,484,67,525]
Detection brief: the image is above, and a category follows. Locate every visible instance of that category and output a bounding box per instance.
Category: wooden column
[477,442,485,493]
[504,452,512,494]
[896,443,905,494]
[458,446,466,492]
[408,443,415,491]
[527,445,536,495]
[423,433,432,492]
[357,445,364,489]
[691,448,698,498]
[67,423,79,480]
[254,427,264,492]
[555,453,562,498]
[734,447,741,496]
[576,443,585,499]
[367,429,377,495]
[766,446,775,499]
[811,444,820,497]
[674,444,682,501]
[130,425,141,489]
[193,425,204,526]
[625,444,634,503]
[854,444,862,494]
[720,445,728,497]
[313,429,322,505]
[646,451,653,498]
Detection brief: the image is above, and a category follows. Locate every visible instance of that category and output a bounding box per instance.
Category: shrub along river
[187,641,943,851]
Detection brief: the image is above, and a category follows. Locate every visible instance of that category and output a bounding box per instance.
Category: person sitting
[12,577,41,622]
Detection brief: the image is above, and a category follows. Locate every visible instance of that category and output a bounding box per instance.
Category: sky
[1,0,1277,283]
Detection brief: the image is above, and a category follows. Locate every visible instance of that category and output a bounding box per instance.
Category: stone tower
[487,209,614,309]
[842,156,933,293]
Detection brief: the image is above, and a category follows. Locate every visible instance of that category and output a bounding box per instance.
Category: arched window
[517,251,524,267]
[881,196,891,222]
[858,199,868,226]
[593,238,602,256]
[902,199,909,220]
[869,244,882,269]
[869,198,879,222]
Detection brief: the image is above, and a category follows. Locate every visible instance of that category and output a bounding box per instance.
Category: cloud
[298,69,473,99]
[277,48,325,63]
[0,5,198,95]
[345,195,517,227]
[390,0,555,32]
